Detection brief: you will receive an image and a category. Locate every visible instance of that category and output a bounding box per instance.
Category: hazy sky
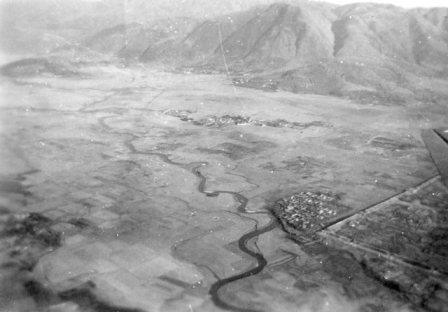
[78,0,448,8]
[322,0,447,7]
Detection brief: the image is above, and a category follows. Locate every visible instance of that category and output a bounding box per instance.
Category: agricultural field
[1,63,447,311]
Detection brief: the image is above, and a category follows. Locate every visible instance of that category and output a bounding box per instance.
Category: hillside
[80,2,448,104]
[2,0,448,104]
[0,0,324,56]
[77,2,448,72]
[0,0,124,56]
[184,2,448,104]
[0,57,80,77]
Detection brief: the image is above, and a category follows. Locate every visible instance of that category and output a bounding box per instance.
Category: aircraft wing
[421,128,448,187]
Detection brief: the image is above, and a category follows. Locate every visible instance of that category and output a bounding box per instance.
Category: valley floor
[0,65,447,312]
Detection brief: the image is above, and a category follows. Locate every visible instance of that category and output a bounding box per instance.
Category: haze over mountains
[1,0,448,104]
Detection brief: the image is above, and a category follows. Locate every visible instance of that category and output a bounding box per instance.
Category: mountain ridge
[2,0,448,104]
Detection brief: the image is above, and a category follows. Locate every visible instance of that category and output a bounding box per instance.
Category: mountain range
[1,0,448,104]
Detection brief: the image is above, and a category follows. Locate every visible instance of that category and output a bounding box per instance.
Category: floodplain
[0,64,447,312]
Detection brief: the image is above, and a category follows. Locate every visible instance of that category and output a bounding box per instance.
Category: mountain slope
[183,2,448,103]
[2,1,448,104]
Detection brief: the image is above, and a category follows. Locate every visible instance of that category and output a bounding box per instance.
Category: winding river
[192,165,278,312]
[100,114,278,312]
